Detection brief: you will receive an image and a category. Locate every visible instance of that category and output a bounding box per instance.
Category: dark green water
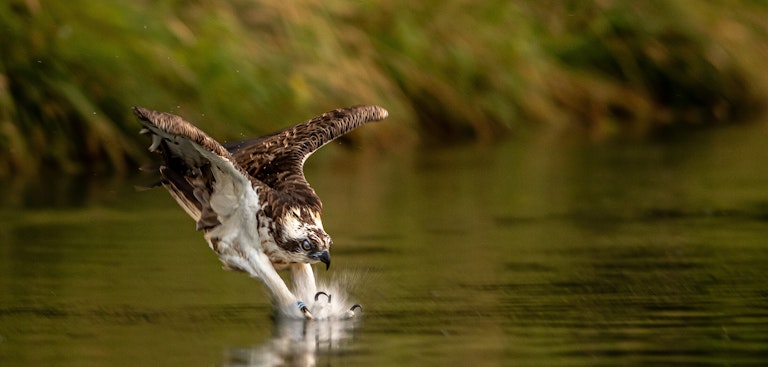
[2,123,768,366]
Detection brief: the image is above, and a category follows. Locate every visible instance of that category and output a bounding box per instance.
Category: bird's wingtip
[355,105,387,122]
[374,105,388,121]
[132,106,150,119]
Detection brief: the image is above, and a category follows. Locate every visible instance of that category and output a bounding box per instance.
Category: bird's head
[278,207,333,270]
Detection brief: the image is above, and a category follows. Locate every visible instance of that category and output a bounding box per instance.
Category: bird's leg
[235,246,314,320]
[290,263,318,302]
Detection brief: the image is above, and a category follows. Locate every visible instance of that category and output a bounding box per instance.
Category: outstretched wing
[134,107,265,231]
[225,106,387,206]
[225,105,388,212]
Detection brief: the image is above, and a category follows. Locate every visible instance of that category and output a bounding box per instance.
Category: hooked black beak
[312,250,331,270]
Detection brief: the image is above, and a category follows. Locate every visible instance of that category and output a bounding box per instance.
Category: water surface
[1,123,768,366]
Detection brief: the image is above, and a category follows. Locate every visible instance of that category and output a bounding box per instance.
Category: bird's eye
[301,239,312,251]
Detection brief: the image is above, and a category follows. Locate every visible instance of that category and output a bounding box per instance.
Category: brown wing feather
[133,107,265,230]
[136,105,387,222]
[226,105,388,212]
[134,107,233,160]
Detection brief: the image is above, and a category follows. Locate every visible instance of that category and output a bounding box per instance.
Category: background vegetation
[1,0,767,176]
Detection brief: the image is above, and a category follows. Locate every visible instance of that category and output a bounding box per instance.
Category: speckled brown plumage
[225,105,388,218]
[134,104,387,319]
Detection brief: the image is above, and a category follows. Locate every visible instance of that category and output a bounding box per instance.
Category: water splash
[277,271,364,321]
[234,273,364,365]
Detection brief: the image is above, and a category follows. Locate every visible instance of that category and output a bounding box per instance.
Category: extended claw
[345,304,363,319]
[314,291,332,303]
[297,301,313,320]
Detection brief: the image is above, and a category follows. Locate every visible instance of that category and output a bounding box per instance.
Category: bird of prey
[134,105,388,319]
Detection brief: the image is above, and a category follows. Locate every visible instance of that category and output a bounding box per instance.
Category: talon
[297,301,313,320]
[314,291,332,303]
[345,304,363,319]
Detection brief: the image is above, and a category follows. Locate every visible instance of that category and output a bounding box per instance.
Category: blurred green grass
[1,0,767,176]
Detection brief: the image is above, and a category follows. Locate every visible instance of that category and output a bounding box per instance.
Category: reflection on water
[223,318,358,367]
[2,123,768,365]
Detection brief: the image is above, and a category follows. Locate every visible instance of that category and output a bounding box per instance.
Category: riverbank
[1,1,766,176]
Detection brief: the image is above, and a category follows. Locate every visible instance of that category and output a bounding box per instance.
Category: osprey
[134,105,388,319]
